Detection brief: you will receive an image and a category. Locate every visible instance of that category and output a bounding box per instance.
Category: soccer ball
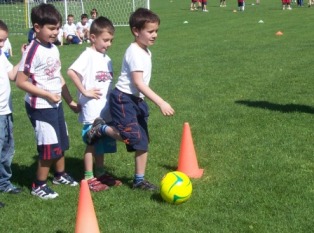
[160,171,192,205]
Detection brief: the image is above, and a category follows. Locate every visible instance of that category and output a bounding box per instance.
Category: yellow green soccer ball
[160,171,192,205]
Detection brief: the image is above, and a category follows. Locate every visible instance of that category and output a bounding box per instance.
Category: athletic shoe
[97,174,122,187]
[2,185,22,194]
[87,178,109,192]
[52,173,78,186]
[31,184,59,200]
[86,117,106,145]
[133,180,157,191]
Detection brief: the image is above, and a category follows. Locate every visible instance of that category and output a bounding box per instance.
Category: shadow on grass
[235,100,314,114]
[11,155,84,190]
[11,155,132,190]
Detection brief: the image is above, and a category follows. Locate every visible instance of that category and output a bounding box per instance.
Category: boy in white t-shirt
[87,8,175,191]
[76,13,90,43]
[63,14,82,44]
[16,4,80,200]
[88,8,98,27]
[68,16,122,192]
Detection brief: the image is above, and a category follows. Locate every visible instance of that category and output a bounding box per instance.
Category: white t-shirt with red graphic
[68,47,113,124]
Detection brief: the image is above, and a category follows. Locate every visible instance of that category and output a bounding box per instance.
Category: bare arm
[60,76,81,113]
[132,71,174,116]
[67,69,102,99]
[8,43,27,81]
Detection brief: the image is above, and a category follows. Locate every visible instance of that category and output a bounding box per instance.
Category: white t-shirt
[3,38,12,54]
[63,23,77,36]
[0,50,13,115]
[68,47,114,124]
[88,19,94,28]
[115,43,152,99]
[18,40,62,109]
[76,22,89,33]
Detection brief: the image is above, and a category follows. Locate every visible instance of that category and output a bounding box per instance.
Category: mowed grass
[1,0,314,232]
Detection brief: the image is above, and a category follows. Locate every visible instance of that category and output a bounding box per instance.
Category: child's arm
[132,71,175,116]
[8,43,27,81]
[67,69,102,99]
[60,76,81,113]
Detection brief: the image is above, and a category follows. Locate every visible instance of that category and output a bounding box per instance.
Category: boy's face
[67,16,74,25]
[81,17,88,25]
[0,30,8,50]
[90,30,114,54]
[91,12,97,19]
[132,22,159,49]
[34,23,61,45]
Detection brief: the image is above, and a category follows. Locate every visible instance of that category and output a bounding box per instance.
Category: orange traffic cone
[276,31,283,36]
[75,180,100,233]
[177,122,204,178]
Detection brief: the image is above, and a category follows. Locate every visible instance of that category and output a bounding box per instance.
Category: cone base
[177,168,204,178]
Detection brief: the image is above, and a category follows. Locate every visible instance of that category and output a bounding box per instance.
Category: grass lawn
[1,0,314,232]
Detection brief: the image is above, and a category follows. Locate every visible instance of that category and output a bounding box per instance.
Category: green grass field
[1,0,314,232]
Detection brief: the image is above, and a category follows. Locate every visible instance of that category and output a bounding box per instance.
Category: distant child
[238,0,245,11]
[282,0,292,9]
[63,14,82,44]
[67,16,122,192]
[3,38,12,58]
[220,0,227,7]
[190,0,197,10]
[88,8,98,26]
[16,3,80,200]
[0,20,24,207]
[87,8,175,191]
[76,13,90,43]
[201,0,208,11]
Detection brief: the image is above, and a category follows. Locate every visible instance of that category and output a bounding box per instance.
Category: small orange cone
[75,180,100,233]
[177,122,204,178]
[276,31,283,36]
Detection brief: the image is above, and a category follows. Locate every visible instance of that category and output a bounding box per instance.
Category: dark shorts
[109,88,149,152]
[25,102,69,160]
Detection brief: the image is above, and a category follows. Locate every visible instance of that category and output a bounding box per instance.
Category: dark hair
[90,8,98,15]
[81,13,88,20]
[129,8,160,32]
[0,20,8,33]
[67,14,74,18]
[90,16,115,36]
[31,3,62,27]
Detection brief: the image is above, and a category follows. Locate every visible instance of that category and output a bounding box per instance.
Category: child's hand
[159,101,175,116]
[47,93,62,103]
[83,88,102,99]
[21,43,28,53]
[68,101,81,113]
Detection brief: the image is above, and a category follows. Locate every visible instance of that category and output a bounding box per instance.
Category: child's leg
[93,138,122,187]
[53,154,78,186]
[0,114,21,193]
[84,145,94,179]
[132,150,156,191]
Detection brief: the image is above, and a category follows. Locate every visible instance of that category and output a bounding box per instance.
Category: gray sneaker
[86,117,106,145]
[52,173,78,186]
[133,180,157,191]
